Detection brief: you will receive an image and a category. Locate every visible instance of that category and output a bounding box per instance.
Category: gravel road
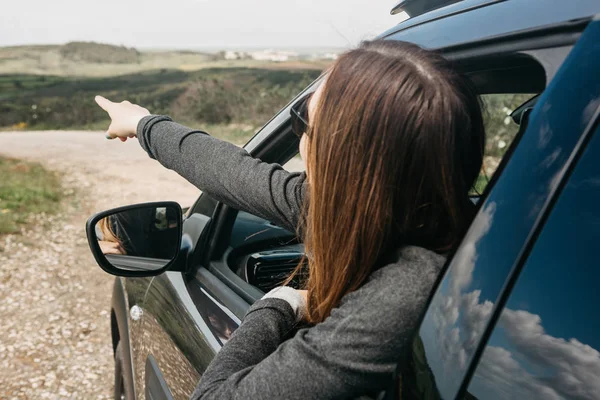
[0,131,201,399]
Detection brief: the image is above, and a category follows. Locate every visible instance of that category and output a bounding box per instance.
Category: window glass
[466,129,600,399]
[475,94,536,193]
[190,193,218,218]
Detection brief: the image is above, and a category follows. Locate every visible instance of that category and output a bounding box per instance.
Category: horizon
[0,41,348,54]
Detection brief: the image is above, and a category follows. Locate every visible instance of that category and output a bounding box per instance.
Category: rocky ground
[0,131,200,399]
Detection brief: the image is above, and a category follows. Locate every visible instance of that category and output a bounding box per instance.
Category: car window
[465,127,600,400]
[476,94,536,193]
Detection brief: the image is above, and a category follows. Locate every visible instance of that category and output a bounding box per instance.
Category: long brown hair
[98,216,120,244]
[294,40,485,324]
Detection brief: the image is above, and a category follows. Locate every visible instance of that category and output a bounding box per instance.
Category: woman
[97,216,125,255]
[95,40,485,399]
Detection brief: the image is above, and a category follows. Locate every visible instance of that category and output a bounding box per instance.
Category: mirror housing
[86,201,184,277]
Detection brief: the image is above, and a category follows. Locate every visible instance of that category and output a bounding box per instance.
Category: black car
[86,1,600,399]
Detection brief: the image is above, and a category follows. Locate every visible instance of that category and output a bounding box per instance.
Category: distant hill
[59,42,140,64]
[0,42,329,77]
[0,42,217,77]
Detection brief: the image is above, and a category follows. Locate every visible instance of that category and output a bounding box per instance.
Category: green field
[0,157,63,236]
[0,42,324,143]
[0,67,321,138]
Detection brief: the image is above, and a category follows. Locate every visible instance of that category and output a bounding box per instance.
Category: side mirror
[85,202,183,277]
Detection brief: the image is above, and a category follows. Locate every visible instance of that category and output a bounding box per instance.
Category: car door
[399,16,600,400]
[122,275,155,399]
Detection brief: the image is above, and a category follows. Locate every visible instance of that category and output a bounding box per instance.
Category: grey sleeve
[190,256,437,400]
[137,115,307,232]
[190,298,299,400]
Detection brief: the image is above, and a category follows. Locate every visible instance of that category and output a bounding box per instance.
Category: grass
[0,68,320,130]
[0,157,63,235]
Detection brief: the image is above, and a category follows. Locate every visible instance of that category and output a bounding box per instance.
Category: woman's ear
[299,134,308,167]
[308,83,325,122]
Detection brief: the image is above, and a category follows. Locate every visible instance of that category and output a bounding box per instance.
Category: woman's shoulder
[374,245,447,283]
[312,245,447,367]
[340,245,446,317]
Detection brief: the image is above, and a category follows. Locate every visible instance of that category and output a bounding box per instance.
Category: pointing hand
[94,96,150,141]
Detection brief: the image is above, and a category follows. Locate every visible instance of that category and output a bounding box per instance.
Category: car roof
[381,0,600,50]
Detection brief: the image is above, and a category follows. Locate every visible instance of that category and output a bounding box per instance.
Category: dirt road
[0,131,200,399]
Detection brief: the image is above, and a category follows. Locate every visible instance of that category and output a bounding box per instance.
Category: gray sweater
[137,115,447,400]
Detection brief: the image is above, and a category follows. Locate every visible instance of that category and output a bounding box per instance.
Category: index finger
[94,95,114,112]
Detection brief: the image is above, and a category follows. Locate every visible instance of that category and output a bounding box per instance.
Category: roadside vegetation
[0,157,63,236]
[481,93,533,158]
[0,68,320,142]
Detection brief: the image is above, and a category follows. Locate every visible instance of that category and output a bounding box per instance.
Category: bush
[59,42,140,64]
[0,68,321,130]
[481,93,534,158]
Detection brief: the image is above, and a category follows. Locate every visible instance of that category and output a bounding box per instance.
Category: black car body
[89,1,600,399]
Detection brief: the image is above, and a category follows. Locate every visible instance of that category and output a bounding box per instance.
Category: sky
[1,0,407,50]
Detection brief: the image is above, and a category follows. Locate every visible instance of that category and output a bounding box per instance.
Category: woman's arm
[191,249,442,400]
[137,115,306,233]
[94,96,306,232]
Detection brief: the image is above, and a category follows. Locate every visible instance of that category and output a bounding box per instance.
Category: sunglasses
[290,92,313,138]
